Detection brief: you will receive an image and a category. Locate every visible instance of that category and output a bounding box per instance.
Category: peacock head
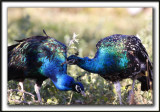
[72,82,86,96]
[66,55,79,65]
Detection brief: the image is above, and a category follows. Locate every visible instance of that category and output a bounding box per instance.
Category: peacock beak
[61,59,75,66]
[80,91,86,97]
[61,60,68,66]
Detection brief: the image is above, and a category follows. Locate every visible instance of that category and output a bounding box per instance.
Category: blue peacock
[66,34,153,104]
[8,30,85,102]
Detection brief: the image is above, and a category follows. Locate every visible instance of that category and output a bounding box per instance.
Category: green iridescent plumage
[8,36,67,82]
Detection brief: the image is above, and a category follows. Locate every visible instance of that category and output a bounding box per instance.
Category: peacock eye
[68,59,76,64]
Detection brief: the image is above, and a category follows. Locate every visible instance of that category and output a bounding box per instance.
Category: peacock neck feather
[50,74,75,91]
[76,56,103,74]
[76,46,129,74]
[39,56,74,91]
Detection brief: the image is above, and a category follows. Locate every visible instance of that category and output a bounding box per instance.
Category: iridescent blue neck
[39,56,75,91]
[75,49,116,74]
[76,57,101,73]
[50,74,75,91]
[75,47,129,74]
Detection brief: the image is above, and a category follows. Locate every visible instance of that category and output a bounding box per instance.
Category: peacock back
[94,34,152,81]
[8,36,67,80]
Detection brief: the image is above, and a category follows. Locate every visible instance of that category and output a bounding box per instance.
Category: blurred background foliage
[8,8,153,105]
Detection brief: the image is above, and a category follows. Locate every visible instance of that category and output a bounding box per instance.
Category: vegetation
[8,8,153,105]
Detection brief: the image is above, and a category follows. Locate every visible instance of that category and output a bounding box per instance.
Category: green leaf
[15,96,20,100]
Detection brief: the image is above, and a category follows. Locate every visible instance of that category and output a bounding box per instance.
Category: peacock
[8,30,85,103]
[65,34,153,104]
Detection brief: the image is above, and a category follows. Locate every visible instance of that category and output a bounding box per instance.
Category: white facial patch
[75,85,81,92]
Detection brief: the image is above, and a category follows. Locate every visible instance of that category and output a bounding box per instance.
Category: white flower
[68,32,79,47]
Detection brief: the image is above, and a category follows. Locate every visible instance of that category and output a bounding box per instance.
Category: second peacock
[66,34,153,104]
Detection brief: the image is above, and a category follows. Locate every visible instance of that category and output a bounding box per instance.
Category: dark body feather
[68,34,153,91]
[8,36,66,86]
